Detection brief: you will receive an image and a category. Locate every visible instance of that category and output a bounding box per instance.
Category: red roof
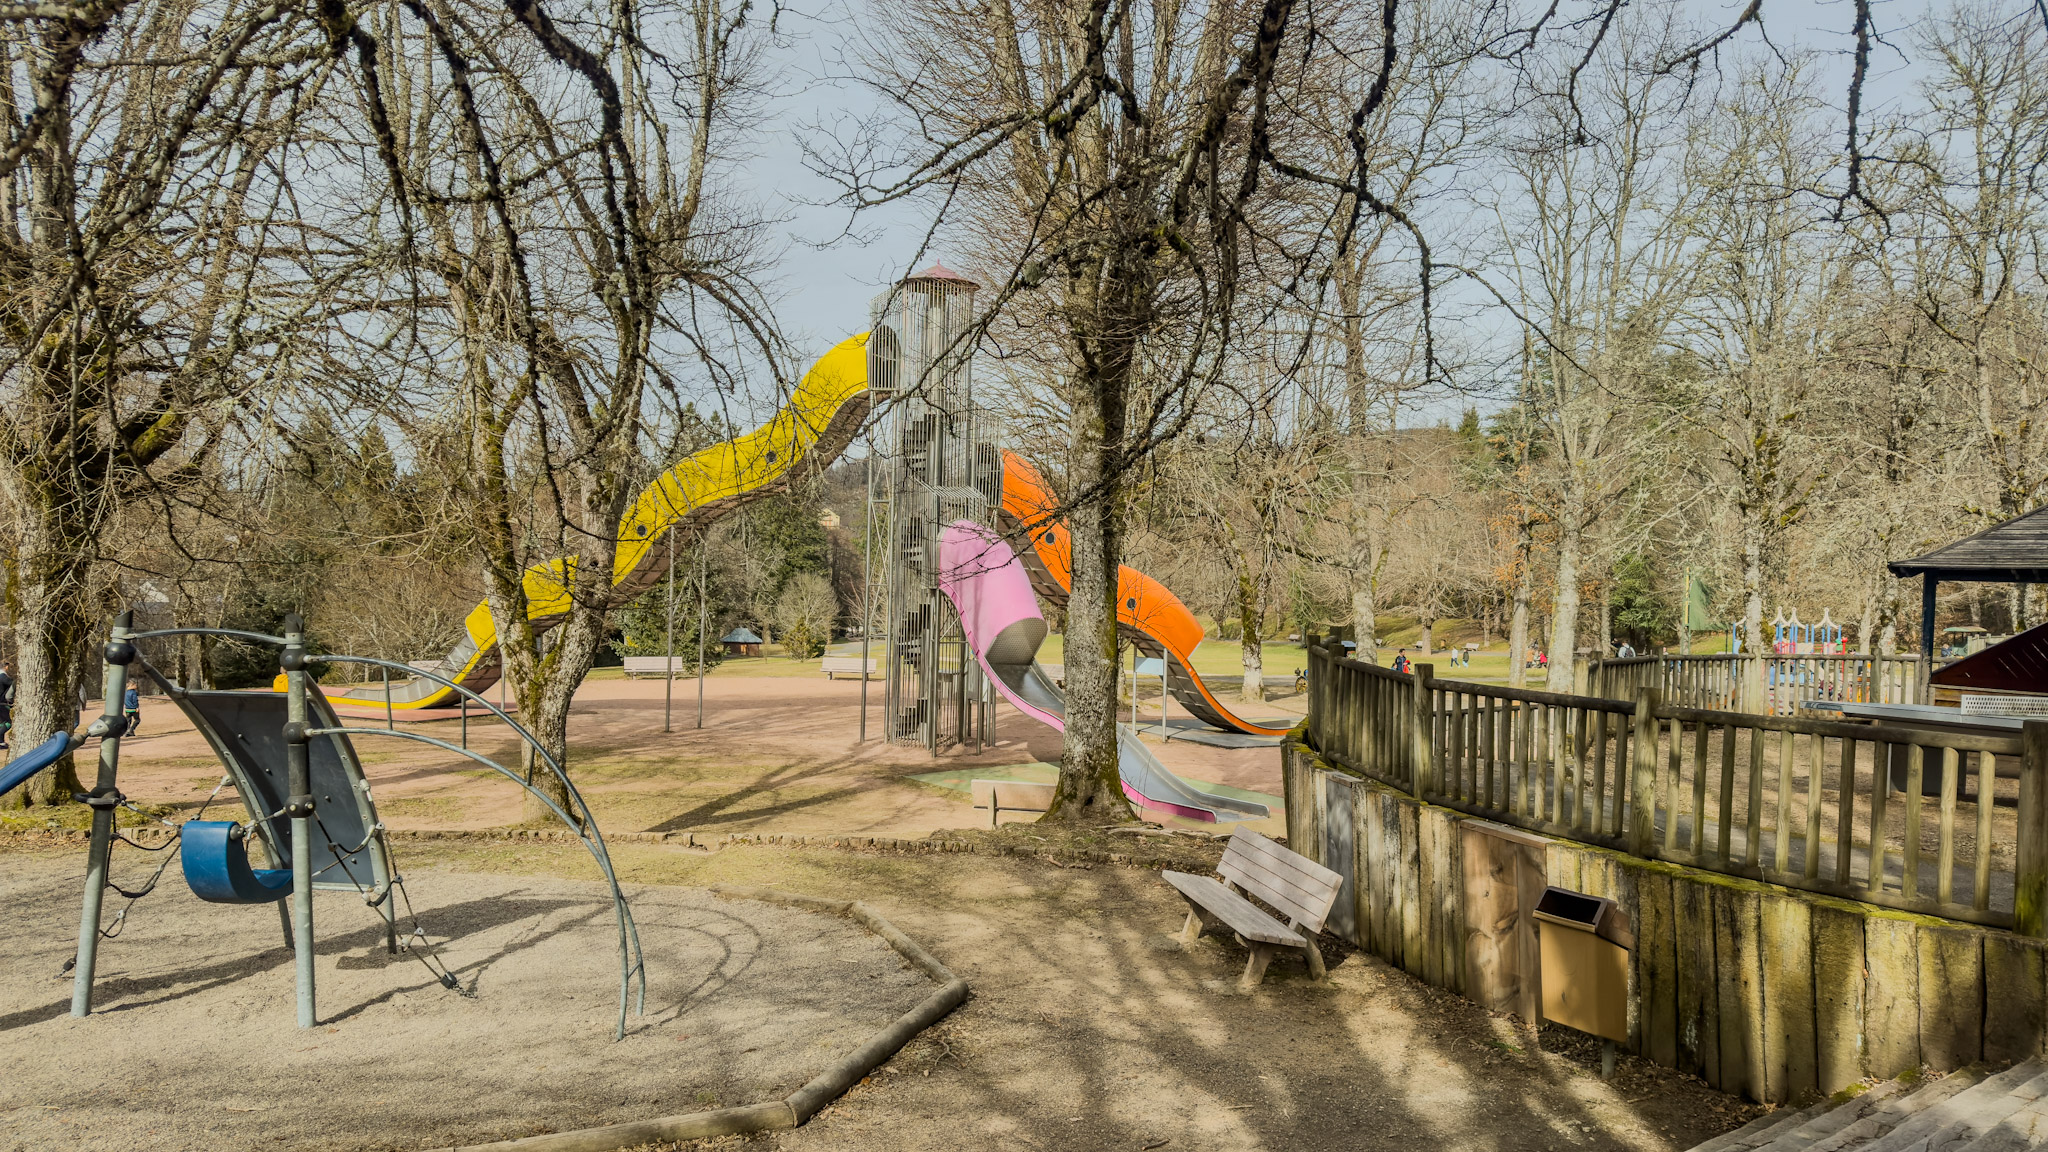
[909,261,976,286]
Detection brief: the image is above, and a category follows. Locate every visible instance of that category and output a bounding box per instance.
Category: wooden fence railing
[1305,639,2048,933]
[1586,653,1926,715]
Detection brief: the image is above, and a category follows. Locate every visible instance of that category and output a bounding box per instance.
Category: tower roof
[907,261,977,288]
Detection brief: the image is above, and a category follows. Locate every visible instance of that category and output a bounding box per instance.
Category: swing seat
[182,821,292,904]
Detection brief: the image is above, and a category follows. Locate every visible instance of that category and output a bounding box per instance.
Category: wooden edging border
[424,885,970,1152]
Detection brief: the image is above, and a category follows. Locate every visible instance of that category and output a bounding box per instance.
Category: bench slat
[1162,872,1304,946]
[1225,828,1343,889]
[1218,830,1341,933]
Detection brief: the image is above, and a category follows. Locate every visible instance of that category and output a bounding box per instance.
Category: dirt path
[334,837,1755,1152]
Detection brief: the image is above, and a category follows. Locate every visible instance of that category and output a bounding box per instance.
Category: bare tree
[345,0,787,815]
[0,0,330,802]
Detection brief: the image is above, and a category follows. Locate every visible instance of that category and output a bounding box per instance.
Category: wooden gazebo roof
[1889,508,2048,584]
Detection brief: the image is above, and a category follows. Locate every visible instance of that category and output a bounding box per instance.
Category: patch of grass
[0,799,176,833]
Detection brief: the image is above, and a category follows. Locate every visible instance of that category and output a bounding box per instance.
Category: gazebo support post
[1922,575,1938,691]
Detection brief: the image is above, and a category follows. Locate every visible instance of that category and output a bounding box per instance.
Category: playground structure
[860,265,1002,752]
[996,452,1290,738]
[935,520,1268,822]
[42,264,1299,837]
[1730,607,1847,656]
[0,610,645,1037]
[293,261,1304,755]
[332,333,874,712]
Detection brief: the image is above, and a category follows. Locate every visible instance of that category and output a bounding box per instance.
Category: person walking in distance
[0,661,13,750]
[123,684,141,736]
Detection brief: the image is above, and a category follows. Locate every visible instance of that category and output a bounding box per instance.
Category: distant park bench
[821,655,878,680]
[622,656,697,678]
[970,779,1055,827]
[1163,828,1340,991]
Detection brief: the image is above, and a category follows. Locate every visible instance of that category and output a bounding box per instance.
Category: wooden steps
[1686,1062,2048,1152]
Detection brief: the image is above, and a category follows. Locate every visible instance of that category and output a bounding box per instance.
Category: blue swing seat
[182,821,293,904]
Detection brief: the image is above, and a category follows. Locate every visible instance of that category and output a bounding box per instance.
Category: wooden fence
[1586,653,1926,716]
[1305,640,2048,933]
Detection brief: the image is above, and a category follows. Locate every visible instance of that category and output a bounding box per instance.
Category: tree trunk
[1236,557,1263,704]
[1418,612,1434,656]
[1595,582,1611,657]
[1047,378,1129,823]
[1545,519,1582,693]
[1742,527,1766,712]
[1877,574,1900,656]
[1346,478,1383,665]
[7,514,92,807]
[1508,519,1532,688]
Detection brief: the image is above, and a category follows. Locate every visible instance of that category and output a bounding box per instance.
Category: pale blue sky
[727,0,1946,387]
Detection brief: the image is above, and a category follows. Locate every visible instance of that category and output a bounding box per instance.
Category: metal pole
[696,536,707,729]
[384,664,393,730]
[860,454,874,744]
[461,699,467,750]
[283,614,317,1027]
[664,530,675,734]
[72,610,133,1017]
[1160,657,1169,740]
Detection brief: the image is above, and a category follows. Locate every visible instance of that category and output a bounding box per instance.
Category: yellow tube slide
[333,334,871,709]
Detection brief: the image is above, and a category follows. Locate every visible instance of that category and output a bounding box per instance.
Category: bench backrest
[623,656,682,671]
[1218,828,1343,934]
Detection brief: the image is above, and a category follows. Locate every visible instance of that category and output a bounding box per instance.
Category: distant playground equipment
[996,451,1291,738]
[1,611,645,1037]
[1729,608,1846,656]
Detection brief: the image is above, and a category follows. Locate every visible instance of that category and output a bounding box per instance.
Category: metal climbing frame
[67,612,647,1039]
[866,265,1002,753]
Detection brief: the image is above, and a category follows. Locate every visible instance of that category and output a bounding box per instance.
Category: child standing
[123,684,141,735]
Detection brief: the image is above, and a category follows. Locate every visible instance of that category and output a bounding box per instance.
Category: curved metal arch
[288,654,649,1032]
[119,629,647,1038]
[307,725,645,1037]
[129,627,290,647]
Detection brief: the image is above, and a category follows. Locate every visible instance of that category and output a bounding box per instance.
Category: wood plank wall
[1285,736,2048,1103]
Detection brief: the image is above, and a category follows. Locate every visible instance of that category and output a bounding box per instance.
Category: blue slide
[0,732,80,798]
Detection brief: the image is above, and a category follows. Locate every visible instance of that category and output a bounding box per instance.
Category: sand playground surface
[0,852,933,1152]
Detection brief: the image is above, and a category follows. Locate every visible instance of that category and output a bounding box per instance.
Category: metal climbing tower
[863,263,1002,752]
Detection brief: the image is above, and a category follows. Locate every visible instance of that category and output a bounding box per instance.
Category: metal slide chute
[995,451,1292,738]
[0,731,80,799]
[934,519,1269,824]
[336,333,873,710]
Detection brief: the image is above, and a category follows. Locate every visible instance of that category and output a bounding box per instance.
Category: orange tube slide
[997,451,1289,737]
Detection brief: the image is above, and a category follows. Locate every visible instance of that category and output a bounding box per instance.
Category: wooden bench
[622,656,694,678]
[970,779,1055,828]
[1163,829,1342,991]
[822,655,878,680]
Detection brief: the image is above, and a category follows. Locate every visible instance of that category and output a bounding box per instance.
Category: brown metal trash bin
[1533,886,1632,1044]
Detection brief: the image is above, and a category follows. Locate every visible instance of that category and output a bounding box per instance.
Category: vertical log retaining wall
[1286,730,2048,1103]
